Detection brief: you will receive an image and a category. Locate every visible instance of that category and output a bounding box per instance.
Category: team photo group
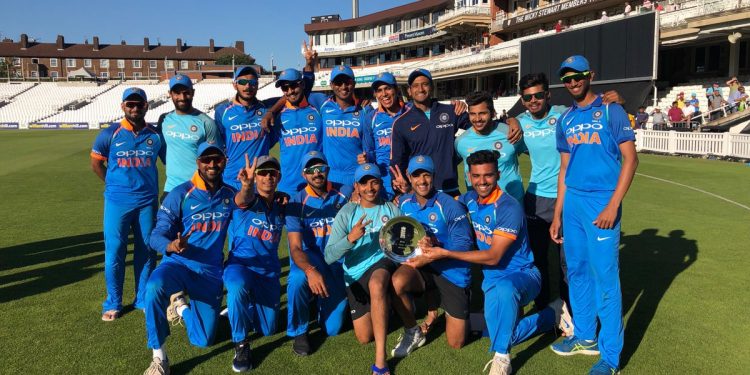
[91,43,638,375]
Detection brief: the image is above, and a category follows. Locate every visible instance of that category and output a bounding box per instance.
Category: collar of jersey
[571,95,603,111]
[305,182,334,199]
[285,96,310,109]
[326,96,361,113]
[477,186,503,205]
[408,190,437,208]
[190,171,209,191]
[232,96,261,110]
[119,118,134,132]
[377,100,404,116]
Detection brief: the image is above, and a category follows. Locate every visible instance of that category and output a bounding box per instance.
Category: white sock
[177,304,188,317]
[494,352,510,362]
[153,347,167,361]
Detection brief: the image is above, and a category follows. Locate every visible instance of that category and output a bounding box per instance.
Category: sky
[1,0,413,71]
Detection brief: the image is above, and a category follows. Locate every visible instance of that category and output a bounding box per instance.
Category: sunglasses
[332,78,354,86]
[280,81,300,92]
[198,155,226,164]
[560,71,591,84]
[124,101,146,108]
[255,168,280,178]
[236,79,258,87]
[304,165,330,175]
[521,91,547,102]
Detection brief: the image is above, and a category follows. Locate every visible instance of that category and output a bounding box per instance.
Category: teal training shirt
[158,109,222,192]
[518,105,567,198]
[454,122,524,203]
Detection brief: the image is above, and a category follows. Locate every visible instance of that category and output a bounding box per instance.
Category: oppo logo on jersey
[565,123,603,135]
[435,123,454,129]
[281,127,318,136]
[310,216,334,238]
[325,119,360,127]
[116,149,154,157]
[250,217,281,232]
[376,128,392,136]
[230,123,261,131]
[246,217,281,242]
[525,128,555,138]
[310,217,335,228]
[165,130,200,141]
[191,211,230,221]
[472,222,493,246]
[231,122,262,143]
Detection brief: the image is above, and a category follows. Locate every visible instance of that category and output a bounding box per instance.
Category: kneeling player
[421,150,562,375]
[224,156,285,372]
[325,163,401,375]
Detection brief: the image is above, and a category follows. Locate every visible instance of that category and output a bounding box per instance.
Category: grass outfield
[1,130,749,374]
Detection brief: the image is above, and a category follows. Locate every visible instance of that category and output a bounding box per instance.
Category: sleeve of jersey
[492,203,522,241]
[362,114,376,162]
[284,197,303,233]
[324,203,355,264]
[556,116,570,153]
[607,104,636,144]
[457,112,471,130]
[307,92,327,109]
[444,198,474,251]
[149,190,183,255]
[302,71,315,97]
[453,133,466,162]
[203,116,224,149]
[90,128,111,161]
[214,106,227,146]
[389,118,408,172]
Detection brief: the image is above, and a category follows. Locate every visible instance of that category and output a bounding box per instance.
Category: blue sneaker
[550,336,600,356]
[589,359,620,374]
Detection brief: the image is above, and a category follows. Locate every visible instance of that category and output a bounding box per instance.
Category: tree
[214,54,255,66]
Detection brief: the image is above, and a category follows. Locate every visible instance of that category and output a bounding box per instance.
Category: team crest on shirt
[484,215,491,224]
[494,141,503,150]
[381,215,389,223]
[354,111,360,117]
[190,125,198,132]
[335,202,342,209]
[223,198,230,206]
[307,114,315,121]
[429,212,437,222]
[439,113,449,123]
[548,117,557,126]
[256,109,263,116]
[593,110,603,120]
[146,138,154,146]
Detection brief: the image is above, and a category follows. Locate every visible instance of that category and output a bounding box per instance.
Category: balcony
[436,6,492,32]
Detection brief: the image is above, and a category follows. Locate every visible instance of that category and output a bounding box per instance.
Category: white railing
[437,5,491,23]
[636,130,750,158]
[660,0,750,28]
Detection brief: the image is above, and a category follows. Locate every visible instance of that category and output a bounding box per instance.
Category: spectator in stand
[706,82,720,101]
[642,0,653,11]
[727,76,740,97]
[539,26,546,34]
[601,11,609,21]
[736,86,748,111]
[650,107,667,130]
[635,106,648,129]
[667,101,684,127]
[498,109,509,123]
[688,93,699,106]
[655,2,664,12]
[708,89,728,121]
[727,83,744,113]
[555,20,565,33]
[676,92,686,108]
[682,101,696,129]
[692,102,703,127]
[624,2,632,16]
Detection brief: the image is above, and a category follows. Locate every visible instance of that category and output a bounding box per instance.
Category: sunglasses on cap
[124,101,146,108]
[280,81,301,92]
[235,79,258,87]
[255,168,280,178]
[198,155,226,164]
[304,165,330,175]
[521,91,547,102]
[560,71,591,84]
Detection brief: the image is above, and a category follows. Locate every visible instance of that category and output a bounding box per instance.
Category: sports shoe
[143,357,169,375]
[232,338,252,372]
[482,355,512,375]
[390,326,426,358]
[550,336,599,356]
[166,292,188,325]
[548,298,574,337]
[292,332,310,356]
[589,359,620,375]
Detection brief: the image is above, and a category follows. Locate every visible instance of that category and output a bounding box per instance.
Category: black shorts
[418,266,470,320]
[524,192,557,224]
[347,257,399,320]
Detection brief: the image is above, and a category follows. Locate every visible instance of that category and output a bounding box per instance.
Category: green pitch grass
[1,130,748,374]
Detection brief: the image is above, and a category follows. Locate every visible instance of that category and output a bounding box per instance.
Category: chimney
[209,39,215,53]
[121,40,127,45]
[176,38,182,53]
[352,0,359,18]
[235,40,245,53]
[93,36,100,51]
[56,35,64,50]
[20,34,28,49]
[143,37,150,52]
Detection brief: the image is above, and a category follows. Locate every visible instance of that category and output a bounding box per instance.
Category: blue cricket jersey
[370,106,404,198]
[227,195,285,278]
[454,122,524,202]
[149,172,236,280]
[518,105,567,198]
[91,119,164,207]
[157,109,222,192]
[398,191,473,288]
[556,96,635,193]
[308,93,375,186]
[459,188,535,279]
[274,98,324,195]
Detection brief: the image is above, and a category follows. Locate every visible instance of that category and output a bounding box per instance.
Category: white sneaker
[390,326,426,358]
[143,357,169,375]
[549,298,574,337]
[167,292,188,325]
[483,355,512,375]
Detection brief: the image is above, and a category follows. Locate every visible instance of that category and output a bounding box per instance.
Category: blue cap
[122,87,147,102]
[169,74,193,90]
[371,72,397,90]
[407,155,434,175]
[197,142,225,158]
[275,68,303,87]
[301,150,327,168]
[407,69,432,85]
[330,65,355,82]
[558,55,590,77]
[354,163,381,183]
[234,65,259,80]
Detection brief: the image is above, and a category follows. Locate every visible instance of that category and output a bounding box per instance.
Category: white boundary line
[636,173,750,212]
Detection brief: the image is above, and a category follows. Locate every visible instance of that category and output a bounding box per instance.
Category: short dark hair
[465,91,495,113]
[519,73,549,93]
[466,149,500,168]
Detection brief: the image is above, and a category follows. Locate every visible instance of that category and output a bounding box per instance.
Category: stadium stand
[0,83,114,126]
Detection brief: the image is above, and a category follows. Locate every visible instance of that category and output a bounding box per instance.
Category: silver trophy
[379,216,426,263]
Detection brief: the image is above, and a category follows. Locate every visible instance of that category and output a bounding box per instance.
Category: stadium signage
[503,0,597,27]
[0,122,20,130]
[399,27,437,41]
[28,122,89,130]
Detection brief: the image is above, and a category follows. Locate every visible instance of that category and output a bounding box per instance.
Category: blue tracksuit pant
[286,259,347,337]
[223,264,281,343]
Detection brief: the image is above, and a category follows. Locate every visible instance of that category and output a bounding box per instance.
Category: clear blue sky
[1,0,412,71]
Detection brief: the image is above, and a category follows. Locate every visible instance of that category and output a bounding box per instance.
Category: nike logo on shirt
[410,124,421,131]
[115,142,126,147]
[191,204,200,210]
[228,115,239,121]
[597,236,611,241]
[325,109,336,113]
[282,120,290,125]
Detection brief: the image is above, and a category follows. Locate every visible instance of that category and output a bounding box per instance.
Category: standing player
[143,142,254,375]
[325,163,400,375]
[91,87,164,321]
[285,151,350,356]
[549,55,638,375]
[454,91,525,202]
[368,72,405,199]
[421,150,561,375]
[158,74,222,199]
[223,155,285,372]
[390,155,474,355]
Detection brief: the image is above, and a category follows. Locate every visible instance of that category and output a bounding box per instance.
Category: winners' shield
[379,216,426,263]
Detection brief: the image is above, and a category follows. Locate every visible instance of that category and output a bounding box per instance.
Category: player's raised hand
[237,154,257,186]
[356,152,367,164]
[347,214,372,243]
[302,40,318,67]
[390,165,409,194]
[451,100,467,115]
[168,229,192,253]
[260,111,275,134]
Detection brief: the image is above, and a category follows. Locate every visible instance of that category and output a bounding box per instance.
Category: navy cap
[122,87,147,102]
[330,65,355,82]
[256,155,280,170]
[197,142,225,158]
[169,74,193,90]
[301,150,327,168]
[234,65,259,80]
[371,72,397,90]
[407,69,432,86]
[354,163,382,183]
[558,55,591,77]
[407,155,434,175]
[275,68,303,87]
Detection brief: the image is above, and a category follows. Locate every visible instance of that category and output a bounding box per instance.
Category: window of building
[150,72,158,79]
[343,31,354,44]
[84,59,92,68]
[166,60,174,69]
[149,60,157,69]
[30,71,38,78]
[314,35,321,46]
[180,60,189,69]
[118,72,125,79]
[117,59,125,68]
[133,72,142,79]
[100,72,108,78]
[132,60,142,68]
[0,57,5,63]
[50,71,59,78]
[100,59,109,68]
[66,58,76,68]
[49,58,57,67]
[12,57,21,66]
[197,61,205,67]
[31,58,39,64]
[379,25,387,36]
[393,21,401,33]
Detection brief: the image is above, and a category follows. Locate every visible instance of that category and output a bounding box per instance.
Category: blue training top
[518,105,567,198]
